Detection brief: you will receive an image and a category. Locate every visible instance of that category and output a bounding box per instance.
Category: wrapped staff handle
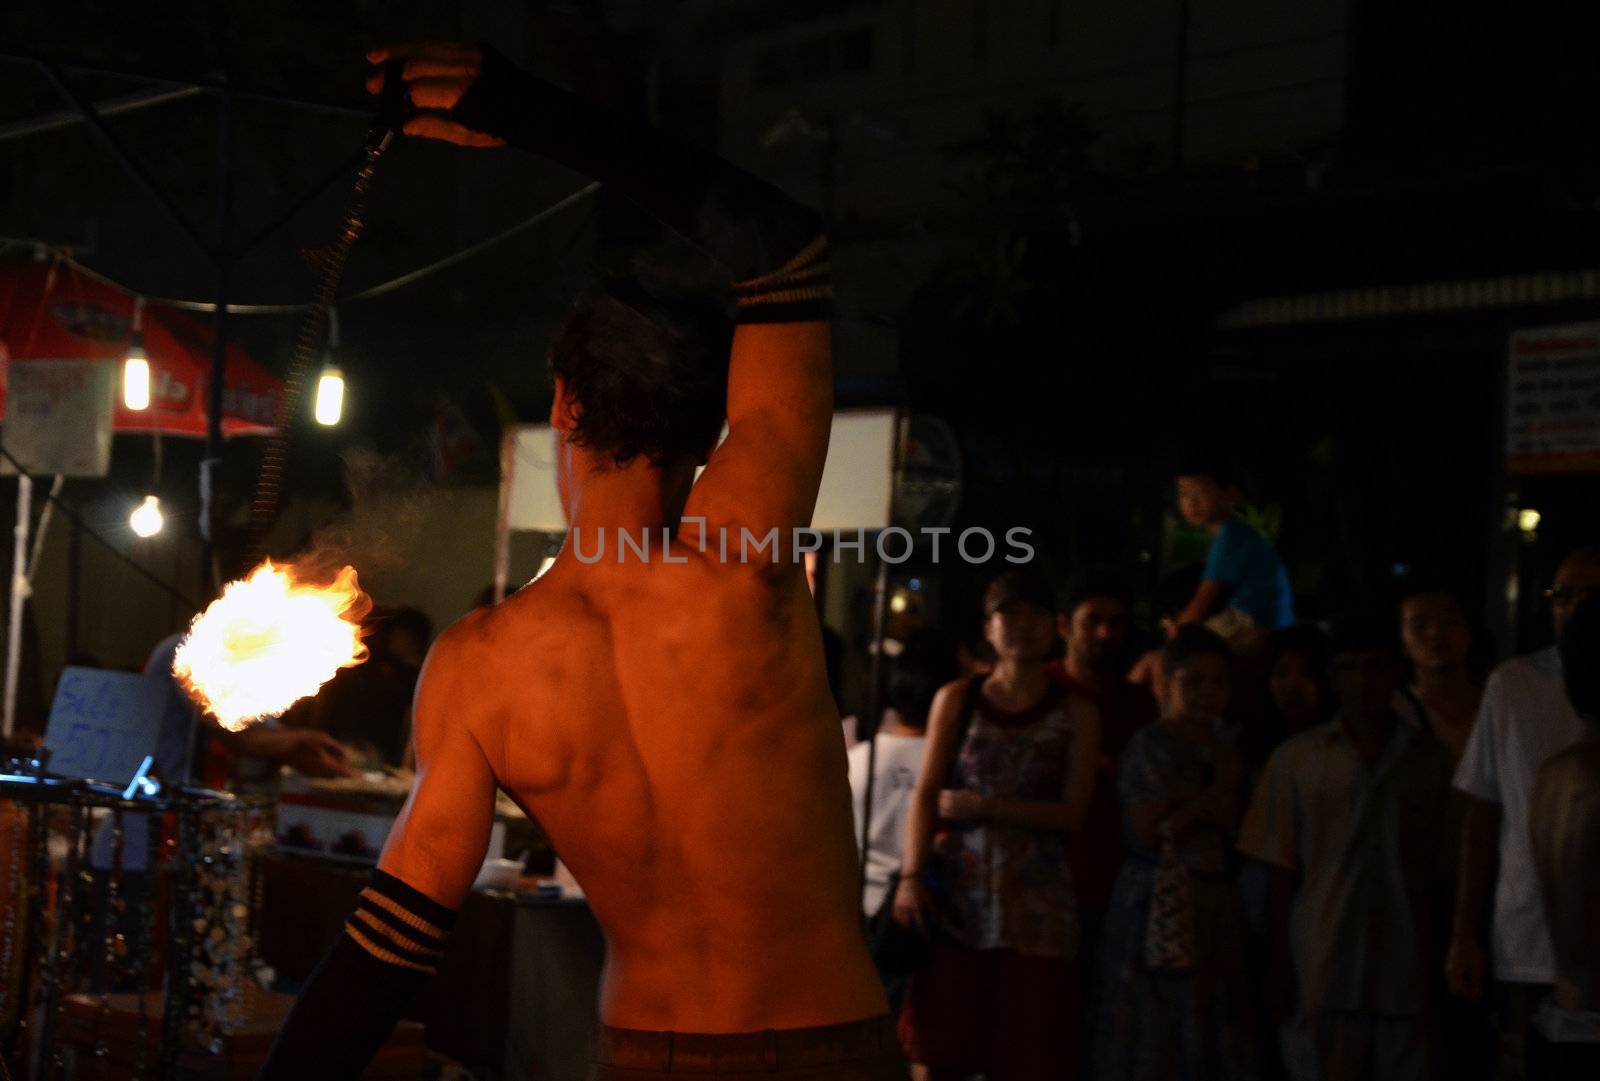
[370,57,411,147]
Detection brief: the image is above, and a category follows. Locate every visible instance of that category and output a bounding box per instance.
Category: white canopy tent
[494,408,901,597]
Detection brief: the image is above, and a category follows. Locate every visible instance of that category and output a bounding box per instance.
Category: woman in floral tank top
[894,571,1102,1079]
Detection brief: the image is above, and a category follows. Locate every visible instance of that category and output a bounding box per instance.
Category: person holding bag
[893,571,1101,1080]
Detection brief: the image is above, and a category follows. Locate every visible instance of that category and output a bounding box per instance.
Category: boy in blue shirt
[1173,465,1295,641]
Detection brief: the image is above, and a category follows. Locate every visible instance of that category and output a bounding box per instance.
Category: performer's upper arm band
[732,236,833,325]
[344,868,457,973]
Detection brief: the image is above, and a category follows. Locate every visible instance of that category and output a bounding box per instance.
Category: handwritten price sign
[44,667,167,785]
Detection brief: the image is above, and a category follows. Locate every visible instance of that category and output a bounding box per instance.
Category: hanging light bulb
[129,495,164,538]
[314,307,345,426]
[124,297,151,411]
[315,369,345,426]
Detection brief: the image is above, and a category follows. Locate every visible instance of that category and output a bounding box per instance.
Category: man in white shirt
[1448,548,1600,1075]
[1527,596,1600,1075]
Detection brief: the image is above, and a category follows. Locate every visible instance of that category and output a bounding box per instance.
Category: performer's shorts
[591,1014,905,1080]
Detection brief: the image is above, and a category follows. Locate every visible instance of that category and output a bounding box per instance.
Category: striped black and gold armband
[344,868,456,975]
[732,236,834,325]
[257,870,459,1080]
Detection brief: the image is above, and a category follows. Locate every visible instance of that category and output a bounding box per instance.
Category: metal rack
[0,750,271,1080]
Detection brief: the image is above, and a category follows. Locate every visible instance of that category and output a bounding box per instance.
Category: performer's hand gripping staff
[256,42,831,1080]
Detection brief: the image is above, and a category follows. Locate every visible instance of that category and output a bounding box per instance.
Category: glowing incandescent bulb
[123,338,151,411]
[129,495,163,538]
[315,307,346,426]
[314,368,345,426]
[124,295,151,411]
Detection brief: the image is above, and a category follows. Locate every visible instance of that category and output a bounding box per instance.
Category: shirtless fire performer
[258,41,901,1081]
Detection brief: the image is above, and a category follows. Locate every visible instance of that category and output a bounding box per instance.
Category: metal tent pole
[202,83,232,596]
[3,476,32,738]
[857,411,907,906]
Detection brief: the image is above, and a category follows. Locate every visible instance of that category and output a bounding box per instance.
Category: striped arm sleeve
[256,870,459,1080]
[344,869,455,974]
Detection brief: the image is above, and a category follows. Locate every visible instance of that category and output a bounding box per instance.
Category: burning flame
[174,560,371,731]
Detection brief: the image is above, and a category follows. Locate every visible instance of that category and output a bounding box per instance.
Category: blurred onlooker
[1248,623,1337,761]
[1239,613,1453,1081]
[1448,548,1600,1077]
[848,630,955,917]
[1095,626,1256,1081]
[954,632,996,679]
[1396,580,1483,763]
[1047,572,1159,1038]
[1257,624,1335,764]
[848,631,954,1015]
[1244,622,1335,1079]
[306,606,433,768]
[1171,463,1295,645]
[1526,596,1600,1078]
[1393,579,1497,1081]
[894,570,1100,1080]
[1131,465,1293,700]
[142,631,353,788]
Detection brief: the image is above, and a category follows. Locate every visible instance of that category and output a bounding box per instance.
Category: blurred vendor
[91,632,351,872]
[296,606,431,768]
[146,630,353,786]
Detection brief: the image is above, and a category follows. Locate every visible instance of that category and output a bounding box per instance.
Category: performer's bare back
[448,553,882,1031]
[379,322,888,1033]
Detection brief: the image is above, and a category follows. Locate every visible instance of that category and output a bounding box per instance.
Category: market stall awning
[0,259,280,437]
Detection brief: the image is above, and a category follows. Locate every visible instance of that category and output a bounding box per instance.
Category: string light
[129,495,163,538]
[315,308,345,426]
[123,297,150,411]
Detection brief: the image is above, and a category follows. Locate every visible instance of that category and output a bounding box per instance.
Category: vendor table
[258,851,605,1081]
[56,990,425,1080]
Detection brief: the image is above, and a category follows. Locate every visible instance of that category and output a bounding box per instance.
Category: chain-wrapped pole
[248,61,407,559]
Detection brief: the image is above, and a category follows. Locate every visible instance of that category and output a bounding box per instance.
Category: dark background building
[3,0,1599,716]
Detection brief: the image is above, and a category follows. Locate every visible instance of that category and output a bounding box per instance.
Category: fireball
[174,561,371,731]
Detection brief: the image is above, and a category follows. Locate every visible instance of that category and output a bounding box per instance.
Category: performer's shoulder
[418,605,520,691]
[430,578,578,661]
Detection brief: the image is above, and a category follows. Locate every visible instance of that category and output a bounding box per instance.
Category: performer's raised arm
[369,42,834,539]
[258,625,497,1080]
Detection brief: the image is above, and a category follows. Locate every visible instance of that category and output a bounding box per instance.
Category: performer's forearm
[257,870,457,1080]
[453,47,825,295]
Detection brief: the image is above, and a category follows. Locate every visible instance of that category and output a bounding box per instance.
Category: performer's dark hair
[549,276,732,467]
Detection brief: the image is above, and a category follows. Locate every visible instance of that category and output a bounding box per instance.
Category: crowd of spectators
[847,464,1600,1081]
